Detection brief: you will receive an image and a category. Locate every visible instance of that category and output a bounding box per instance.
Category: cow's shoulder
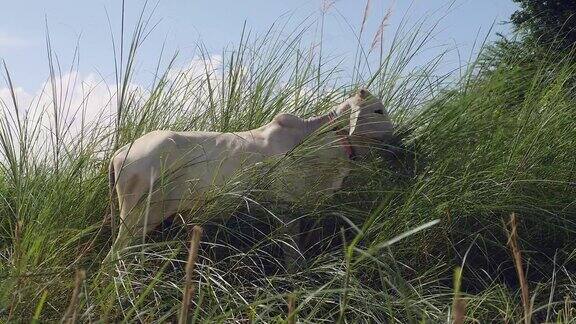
[271,113,304,129]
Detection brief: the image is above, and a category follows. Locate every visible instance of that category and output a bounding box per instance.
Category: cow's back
[110,115,347,218]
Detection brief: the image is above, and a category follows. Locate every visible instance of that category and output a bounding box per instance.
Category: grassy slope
[0,12,575,323]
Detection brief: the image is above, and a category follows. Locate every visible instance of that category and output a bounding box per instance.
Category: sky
[0,0,518,124]
[1,0,518,87]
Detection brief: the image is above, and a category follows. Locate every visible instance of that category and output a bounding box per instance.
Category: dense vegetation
[511,0,576,51]
[0,2,574,322]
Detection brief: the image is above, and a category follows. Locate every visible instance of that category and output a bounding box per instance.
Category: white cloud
[1,71,117,133]
[162,54,224,113]
[0,32,30,48]
[167,54,222,82]
[0,71,122,161]
[0,54,223,152]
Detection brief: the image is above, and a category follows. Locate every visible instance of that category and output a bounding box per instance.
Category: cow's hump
[272,113,304,129]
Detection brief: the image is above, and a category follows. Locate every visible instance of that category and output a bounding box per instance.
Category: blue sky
[0,0,518,92]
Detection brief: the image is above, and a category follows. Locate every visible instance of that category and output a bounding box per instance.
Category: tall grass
[0,3,575,322]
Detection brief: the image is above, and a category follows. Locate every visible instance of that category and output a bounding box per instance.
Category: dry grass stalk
[370,6,392,53]
[359,0,371,39]
[452,267,466,324]
[287,294,296,324]
[453,298,466,324]
[321,0,335,14]
[178,225,203,324]
[563,295,573,322]
[506,213,531,324]
[61,269,86,324]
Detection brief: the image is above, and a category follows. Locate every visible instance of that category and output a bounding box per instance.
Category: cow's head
[337,89,394,159]
[347,89,393,140]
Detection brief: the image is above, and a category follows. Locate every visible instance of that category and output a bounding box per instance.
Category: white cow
[104,89,394,264]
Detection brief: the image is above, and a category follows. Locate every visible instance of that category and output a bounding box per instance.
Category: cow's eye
[374,109,384,114]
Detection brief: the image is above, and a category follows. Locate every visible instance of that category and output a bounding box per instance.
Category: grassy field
[0,6,575,323]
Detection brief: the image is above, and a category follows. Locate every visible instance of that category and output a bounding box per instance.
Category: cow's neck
[302,109,339,135]
[336,131,356,160]
[305,109,358,160]
[347,135,382,160]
